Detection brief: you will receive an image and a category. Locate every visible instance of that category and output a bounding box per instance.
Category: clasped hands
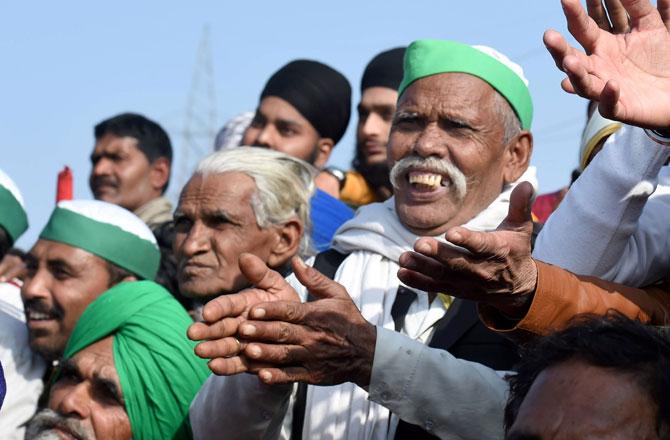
[187,253,376,388]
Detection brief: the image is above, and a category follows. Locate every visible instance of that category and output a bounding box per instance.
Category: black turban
[260,59,352,145]
[360,47,406,93]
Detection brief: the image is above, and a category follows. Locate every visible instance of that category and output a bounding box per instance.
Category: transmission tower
[176,25,218,193]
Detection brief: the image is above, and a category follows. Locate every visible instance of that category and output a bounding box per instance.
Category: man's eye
[279,127,297,136]
[393,114,422,129]
[357,109,370,120]
[53,270,71,281]
[173,216,192,232]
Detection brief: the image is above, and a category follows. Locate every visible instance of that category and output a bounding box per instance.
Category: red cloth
[532,188,568,224]
[56,166,73,202]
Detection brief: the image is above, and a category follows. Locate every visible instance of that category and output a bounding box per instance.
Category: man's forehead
[257,96,312,127]
[399,72,497,109]
[30,239,99,265]
[68,337,118,381]
[93,134,140,153]
[178,172,257,213]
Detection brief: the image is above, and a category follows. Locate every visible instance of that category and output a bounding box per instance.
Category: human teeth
[408,172,443,188]
[28,311,52,321]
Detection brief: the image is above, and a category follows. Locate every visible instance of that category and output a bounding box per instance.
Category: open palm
[545,0,670,128]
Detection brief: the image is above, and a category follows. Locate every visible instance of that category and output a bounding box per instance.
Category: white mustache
[25,408,95,440]
[390,155,467,200]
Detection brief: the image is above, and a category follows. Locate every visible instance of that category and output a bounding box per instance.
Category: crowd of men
[2,0,670,438]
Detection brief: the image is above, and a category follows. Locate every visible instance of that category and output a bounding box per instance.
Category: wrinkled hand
[187,253,301,375]
[0,251,27,283]
[397,182,537,317]
[236,258,376,388]
[544,0,670,128]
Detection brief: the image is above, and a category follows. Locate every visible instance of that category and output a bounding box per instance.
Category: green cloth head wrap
[398,39,533,130]
[0,169,28,244]
[39,200,160,280]
[63,281,210,440]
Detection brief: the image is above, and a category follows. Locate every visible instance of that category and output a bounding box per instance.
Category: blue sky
[2,1,587,248]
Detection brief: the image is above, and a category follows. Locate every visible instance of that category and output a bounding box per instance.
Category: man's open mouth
[407,170,448,191]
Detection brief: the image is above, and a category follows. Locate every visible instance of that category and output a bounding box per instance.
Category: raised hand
[235,257,376,388]
[397,182,537,316]
[187,252,301,375]
[544,0,670,128]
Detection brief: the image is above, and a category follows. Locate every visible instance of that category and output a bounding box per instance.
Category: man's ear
[502,131,533,184]
[267,218,304,269]
[313,138,334,169]
[149,157,171,193]
[122,275,138,283]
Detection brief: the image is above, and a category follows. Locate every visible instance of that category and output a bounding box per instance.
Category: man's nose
[362,112,384,138]
[21,270,51,302]
[91,157,113,177]
[55,383,92,420]
[413,122,449,159]
[176,221,211,259]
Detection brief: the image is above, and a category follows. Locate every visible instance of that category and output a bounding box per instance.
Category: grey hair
[492,91,522,145]
[195,146,317,255]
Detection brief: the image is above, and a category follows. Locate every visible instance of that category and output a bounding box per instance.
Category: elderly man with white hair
[188,39,537,440]
[173,146,315,302]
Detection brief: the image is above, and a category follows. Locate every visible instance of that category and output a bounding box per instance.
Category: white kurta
[0,282,45,439]
[533,126,670,286]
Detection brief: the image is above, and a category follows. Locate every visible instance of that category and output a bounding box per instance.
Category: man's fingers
[562,0,601,54]
[505,182,534,226]
[604,0,630,32]
[397,268,446,296]
[291,256,348,300]
[188,316,242,341]
[207,356,249,376]
[587,0,612,31]
[201,294,250,323]
[620,0,659,29]
[599,80,623,121]
[563,55,606,99]
[444,227,501,259]
[239,252,290,292]
[561,76,577,94]
[194,336,244,359]
[243,342,307,365]
[398,251,454,284]
[659,0,670,30]
[257,367,311,385]
[239,318,305,343]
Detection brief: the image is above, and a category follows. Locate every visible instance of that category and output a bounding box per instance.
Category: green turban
[398,39,533,130]
[64,281,209,439]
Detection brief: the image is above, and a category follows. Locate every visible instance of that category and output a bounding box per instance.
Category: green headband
[0,186,28,244]
[64,281,210,439]
[398,39,533,130]
[39,207,159,280]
